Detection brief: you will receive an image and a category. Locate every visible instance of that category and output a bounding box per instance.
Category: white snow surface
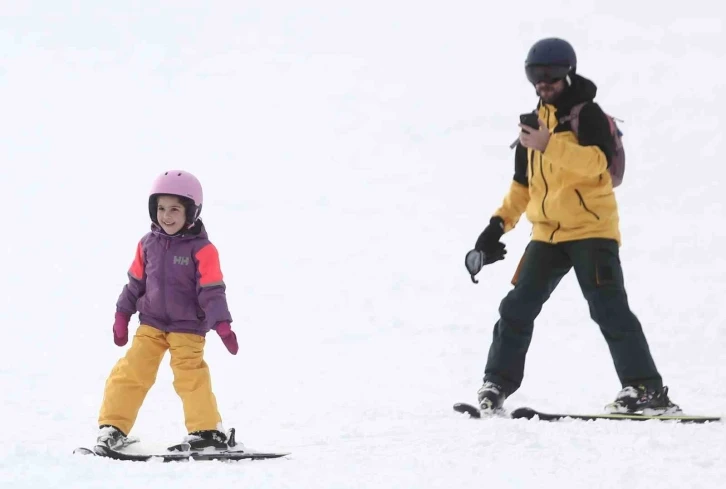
[1,1,725,488]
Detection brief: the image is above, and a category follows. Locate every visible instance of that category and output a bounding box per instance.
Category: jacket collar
[150,220,207,241]
[539,73,598,115]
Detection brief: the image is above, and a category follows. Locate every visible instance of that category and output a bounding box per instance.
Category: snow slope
[1,1,724,488]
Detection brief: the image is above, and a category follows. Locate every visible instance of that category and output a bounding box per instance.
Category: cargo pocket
[594,246,622,289]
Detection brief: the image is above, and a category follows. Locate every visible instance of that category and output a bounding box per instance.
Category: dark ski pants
[484,238,662,396]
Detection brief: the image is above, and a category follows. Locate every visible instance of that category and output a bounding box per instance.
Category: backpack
[560,103,625,188]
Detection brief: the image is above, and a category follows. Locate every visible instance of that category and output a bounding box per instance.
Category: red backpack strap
[559,102,587,134]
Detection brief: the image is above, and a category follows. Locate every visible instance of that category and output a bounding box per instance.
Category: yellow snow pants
[98,324,222,435]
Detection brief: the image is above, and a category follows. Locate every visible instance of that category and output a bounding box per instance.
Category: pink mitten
[113,312,131,347]
[215,321,238,355]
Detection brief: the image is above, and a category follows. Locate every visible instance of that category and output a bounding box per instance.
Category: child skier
[96,170,239,451]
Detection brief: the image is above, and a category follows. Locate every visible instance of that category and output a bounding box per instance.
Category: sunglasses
[525,65,571,85]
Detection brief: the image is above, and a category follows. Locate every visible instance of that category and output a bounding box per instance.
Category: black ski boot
[96,425,128,450]
[605,385,682,415]
[169,429,229,452]
[477,381,507,413]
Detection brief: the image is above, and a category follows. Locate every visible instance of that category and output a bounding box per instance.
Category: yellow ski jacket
[495,75,621,245]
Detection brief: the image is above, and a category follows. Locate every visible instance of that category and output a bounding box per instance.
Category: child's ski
[73,444,289,462]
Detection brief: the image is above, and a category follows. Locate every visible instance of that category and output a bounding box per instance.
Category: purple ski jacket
[116,221,232,336]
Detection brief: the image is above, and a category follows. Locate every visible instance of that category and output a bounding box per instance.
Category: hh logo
[173,256,190,266]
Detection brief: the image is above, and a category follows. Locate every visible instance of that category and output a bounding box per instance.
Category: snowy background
[1,1,725,488]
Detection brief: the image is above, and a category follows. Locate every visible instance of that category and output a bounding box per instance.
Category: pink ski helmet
[148,170,203,225]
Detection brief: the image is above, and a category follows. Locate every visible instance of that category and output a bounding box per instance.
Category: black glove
[466,217,507,284]
[474,216,506,261]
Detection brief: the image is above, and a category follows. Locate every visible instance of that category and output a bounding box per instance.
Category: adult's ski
[453,402,721,423]
[510,407,721,423]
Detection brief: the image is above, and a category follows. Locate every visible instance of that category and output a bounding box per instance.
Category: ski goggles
[525,64,571,85]
[465,249,485,283]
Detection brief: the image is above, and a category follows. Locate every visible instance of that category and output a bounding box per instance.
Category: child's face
[156,195,186,235]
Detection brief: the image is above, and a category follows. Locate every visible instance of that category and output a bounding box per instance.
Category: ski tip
[510,407,537,420]
[453,402,482,419]
[73,447,96,456]
[250,451,291,459]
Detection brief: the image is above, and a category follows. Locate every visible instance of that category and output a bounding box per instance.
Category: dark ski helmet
[524,38,577,85]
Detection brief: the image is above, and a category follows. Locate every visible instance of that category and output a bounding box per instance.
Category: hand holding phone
[519,113,539,133]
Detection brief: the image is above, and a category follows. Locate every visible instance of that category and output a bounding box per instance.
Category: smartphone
[519,113,539,133]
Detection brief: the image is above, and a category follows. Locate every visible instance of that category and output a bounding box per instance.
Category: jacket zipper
[575,189,600,220]
[163,238,170,328]
[540,105,551,219]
